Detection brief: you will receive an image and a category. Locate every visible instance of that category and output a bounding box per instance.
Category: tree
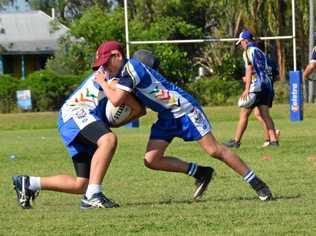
[46,5,125,75]
[28,0,115,24]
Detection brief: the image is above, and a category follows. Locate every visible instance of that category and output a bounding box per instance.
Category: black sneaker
[80,192,120,209]
[268,141,279,147]
[249,177,273,201]
[12,175,39,209]
[222,139,240,148]
[193,167,214,200]
[256,186,273,201]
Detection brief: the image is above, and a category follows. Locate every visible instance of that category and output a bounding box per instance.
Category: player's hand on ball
[240,90,249,99]
[95,70,109,85]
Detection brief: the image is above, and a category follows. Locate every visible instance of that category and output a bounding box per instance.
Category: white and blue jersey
[58,73,109,157]
[311,46,316,63]
[115,58,211,142]
[243,43,271,92]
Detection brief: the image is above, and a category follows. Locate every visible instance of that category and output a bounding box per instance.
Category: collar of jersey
[247,42,257,48]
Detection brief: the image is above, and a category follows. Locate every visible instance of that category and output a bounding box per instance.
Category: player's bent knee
[98,132,117,149]
[208,145,225,160]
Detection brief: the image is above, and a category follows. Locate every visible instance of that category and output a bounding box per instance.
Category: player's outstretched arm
[303,62,316,80]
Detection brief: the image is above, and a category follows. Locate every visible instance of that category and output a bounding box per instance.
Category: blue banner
[289,71,303,121]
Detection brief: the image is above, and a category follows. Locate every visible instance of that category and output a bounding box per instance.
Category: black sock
[249,176,267,191]
[243,170,266,191]
[187,163,213,180]
[186,163,198,176]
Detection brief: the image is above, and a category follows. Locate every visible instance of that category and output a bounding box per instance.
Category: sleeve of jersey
[117,60,148,92]
[311,46,316,63]
[243,49,253,66]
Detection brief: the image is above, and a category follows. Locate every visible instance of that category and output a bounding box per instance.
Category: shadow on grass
[125,198,196,207]
[205,193,301,202]
[124,194,301,207]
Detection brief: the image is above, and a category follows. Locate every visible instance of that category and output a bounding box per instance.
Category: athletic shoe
[249,177,273,201]
[222,139,240,148]
[80,192,120,209]
[262,140,279,148]
[256,186,273,201]
[193,167,214,200]
[261,129,280,147]
[12,175,39,209]
[269,141,279,147]
[261,140,271,148]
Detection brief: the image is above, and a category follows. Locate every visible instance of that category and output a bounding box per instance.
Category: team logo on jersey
[150,87,180,106]
[69,88,97,107]
[191,108,203,124]
[75,108,87,119]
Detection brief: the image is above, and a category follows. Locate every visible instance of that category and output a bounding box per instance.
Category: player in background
[223,31,278,148]
[93,40,273,201]
[254,43,280,147]
[12,65,145,209]
[240,40,280,148]
[303,46,316,80]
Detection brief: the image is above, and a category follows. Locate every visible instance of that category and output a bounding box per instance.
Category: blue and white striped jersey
[243,43,270,92]
[116,58,200,119]
[58,73,108,145]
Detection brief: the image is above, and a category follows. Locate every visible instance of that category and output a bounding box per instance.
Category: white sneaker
[261,141,270,148]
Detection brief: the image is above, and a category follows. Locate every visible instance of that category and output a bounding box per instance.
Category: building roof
[0,11,68,55]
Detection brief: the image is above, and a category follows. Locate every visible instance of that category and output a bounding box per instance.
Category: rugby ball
[238,93,256,108]
[105,101,132,126]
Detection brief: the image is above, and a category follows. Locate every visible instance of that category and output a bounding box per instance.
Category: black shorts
[252,86,274,108]
[72,120,111,178]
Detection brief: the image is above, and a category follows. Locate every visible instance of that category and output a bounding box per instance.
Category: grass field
[1,104,316,235]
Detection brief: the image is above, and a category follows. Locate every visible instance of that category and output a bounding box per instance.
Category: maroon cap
[92,41,122,70]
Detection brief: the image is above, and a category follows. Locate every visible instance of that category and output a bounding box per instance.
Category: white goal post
[123,0,297,71]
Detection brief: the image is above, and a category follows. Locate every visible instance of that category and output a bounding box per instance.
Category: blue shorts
[150,107,212,142]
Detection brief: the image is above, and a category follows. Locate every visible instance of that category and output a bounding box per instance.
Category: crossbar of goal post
[124,0,297,70]
[123,0,300,124]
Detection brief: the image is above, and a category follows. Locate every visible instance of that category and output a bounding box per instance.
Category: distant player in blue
[253,56,280,147]
[303,46,316,80]
[94,40,273,201]
[12,61,145,209]
[223,31,279,148]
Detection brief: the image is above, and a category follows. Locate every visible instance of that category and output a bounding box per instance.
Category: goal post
[123,0,303,122]
[124,0,297,71]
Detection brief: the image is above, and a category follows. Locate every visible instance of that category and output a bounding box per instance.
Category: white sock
[243,170,256,183]
[29,176,41,191]
[85,184,102,199]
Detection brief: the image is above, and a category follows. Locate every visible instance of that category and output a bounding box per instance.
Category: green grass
[1,104,316,235]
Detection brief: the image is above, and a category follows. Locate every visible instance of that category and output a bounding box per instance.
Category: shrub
[273,80,289,103]
[185,76,243,106]
[0,75,19,113]
[19,70,83,111]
